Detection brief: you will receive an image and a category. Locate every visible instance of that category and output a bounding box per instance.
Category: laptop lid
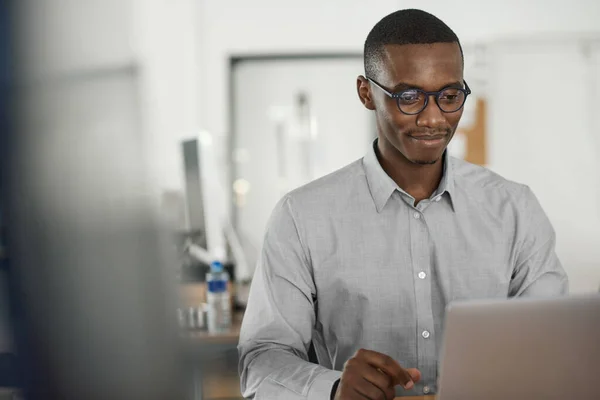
[437,294,600,400]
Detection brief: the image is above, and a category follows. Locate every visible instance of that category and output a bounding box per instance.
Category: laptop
[437,294,600,400]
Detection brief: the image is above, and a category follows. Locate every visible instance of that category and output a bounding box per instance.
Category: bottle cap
[210,260,224,272]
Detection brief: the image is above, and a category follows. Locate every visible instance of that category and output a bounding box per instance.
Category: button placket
[408,205,436,390]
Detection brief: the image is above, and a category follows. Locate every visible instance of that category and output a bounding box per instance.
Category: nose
[416,95,447,128]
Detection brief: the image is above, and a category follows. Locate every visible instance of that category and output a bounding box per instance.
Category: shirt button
[418,271,427,279]
[435,196,442,202]
[422,330,430,339]
[423,385,431,394]
[413,212,420,219]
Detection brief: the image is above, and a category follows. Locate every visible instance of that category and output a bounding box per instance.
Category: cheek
[376,97,413,128]
[447,109,464,130]
[389,113,417,134]
[380,104,414,129]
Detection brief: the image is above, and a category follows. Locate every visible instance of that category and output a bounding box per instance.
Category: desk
[185,311,243,345]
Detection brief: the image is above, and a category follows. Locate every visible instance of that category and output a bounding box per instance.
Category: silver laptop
[437,294,600,400]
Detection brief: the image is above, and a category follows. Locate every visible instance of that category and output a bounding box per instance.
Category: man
[238,9,568,400]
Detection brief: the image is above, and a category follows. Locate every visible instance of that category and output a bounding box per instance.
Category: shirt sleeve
[238,196,342,399]
[509,185,569,297]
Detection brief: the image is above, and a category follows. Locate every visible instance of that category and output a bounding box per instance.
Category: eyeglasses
[367,77,471,115]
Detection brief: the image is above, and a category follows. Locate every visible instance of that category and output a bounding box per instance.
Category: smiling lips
[411,134,446,139]
[409,134,447,145]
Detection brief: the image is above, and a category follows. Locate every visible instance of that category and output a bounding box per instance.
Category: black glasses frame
[367,77,472,115]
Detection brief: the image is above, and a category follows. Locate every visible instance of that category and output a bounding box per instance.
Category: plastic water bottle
[206,261,231,334]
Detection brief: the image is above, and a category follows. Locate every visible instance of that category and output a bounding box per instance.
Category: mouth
[408,134,448,146]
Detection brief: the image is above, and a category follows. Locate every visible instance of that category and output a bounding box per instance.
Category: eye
[439,88,463,103]
[398,90,421,104]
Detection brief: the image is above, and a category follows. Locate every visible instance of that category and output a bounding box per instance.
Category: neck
[376,139,444,204]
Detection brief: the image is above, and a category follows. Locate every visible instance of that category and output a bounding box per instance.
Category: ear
[356,75,376,111]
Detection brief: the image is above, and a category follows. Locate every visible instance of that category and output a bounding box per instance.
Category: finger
[363,369,395,400]
[353,377,391,400]
[355,349,413,389]
[351,387,374,399]
[343,358,394,399]
[339,386,370,400]
[406,368,421,383]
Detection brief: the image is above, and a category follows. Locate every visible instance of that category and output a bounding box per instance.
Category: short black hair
[364,9,463,79]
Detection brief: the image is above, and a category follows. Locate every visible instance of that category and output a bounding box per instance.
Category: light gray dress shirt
[238,141,568,399]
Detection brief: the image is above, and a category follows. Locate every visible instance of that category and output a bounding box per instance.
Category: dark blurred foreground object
[0,353,18,388]
[0,2,187,399]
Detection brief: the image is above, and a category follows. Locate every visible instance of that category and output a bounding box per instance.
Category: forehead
[378,42,463,89]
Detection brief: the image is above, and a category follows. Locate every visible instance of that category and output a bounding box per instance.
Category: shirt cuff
[307,369,343,400]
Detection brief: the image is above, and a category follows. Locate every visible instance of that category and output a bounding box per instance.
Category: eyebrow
[391,81,464,92]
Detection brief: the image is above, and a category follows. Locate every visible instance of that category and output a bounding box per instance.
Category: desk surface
[184,311,243,345]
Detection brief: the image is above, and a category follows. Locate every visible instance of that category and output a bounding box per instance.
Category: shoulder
[266,159,366,239]
[450,157,531,202]
[280,158,366,214]
[450,157,552,234]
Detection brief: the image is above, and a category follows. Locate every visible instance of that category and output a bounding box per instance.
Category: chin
[406,151,444,165]
[411,158,439,165]
[398,138,449,166]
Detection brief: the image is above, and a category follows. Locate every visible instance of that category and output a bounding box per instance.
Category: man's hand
[333,349,421,400]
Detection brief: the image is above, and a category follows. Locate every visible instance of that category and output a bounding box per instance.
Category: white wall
[131,0,202,195]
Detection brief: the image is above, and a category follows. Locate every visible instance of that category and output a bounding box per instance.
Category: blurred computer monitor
[180,132,228,262]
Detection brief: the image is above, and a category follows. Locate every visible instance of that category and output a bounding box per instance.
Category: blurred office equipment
[178,132,250,319]
[180,132,249,277]
[182,134,217,254]
[182,142,208,250]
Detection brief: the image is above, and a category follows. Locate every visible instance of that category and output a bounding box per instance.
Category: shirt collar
[363,139,455,213]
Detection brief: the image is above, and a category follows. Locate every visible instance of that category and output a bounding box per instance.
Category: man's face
[359,42,464,165]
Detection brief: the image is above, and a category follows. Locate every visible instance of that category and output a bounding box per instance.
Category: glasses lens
[437,88,466,112]
[397,90,425,114]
